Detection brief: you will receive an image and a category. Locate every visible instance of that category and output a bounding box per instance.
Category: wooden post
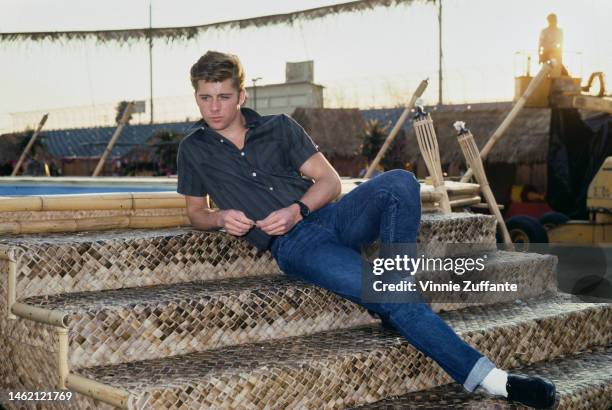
[0,249,17,320]
[456,122,513,248]
[11,113,49,176]
[57,328,69,389]
[92,102,134,177]
[364,79,428,178]
[65,374,130,409]
[460,60,554,182]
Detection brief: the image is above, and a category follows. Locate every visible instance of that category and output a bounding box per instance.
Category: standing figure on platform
[177,50,556,409]
[539,13,567,75]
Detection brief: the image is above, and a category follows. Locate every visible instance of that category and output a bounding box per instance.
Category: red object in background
[504,201,553,219]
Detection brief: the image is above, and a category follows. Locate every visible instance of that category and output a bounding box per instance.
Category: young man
[177,51,556,409]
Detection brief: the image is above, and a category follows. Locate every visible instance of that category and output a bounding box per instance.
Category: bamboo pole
[57,327,69,389]
[11,302,69,327]
[460,60,554,182]
[128,215,190,228]
[0,196,42,212]
[132,194,185,209]
[11,113,49,176]
[66,374,130,409]
[0,249,17,320]
[449,195,481,208]
[0,192,183,213]
[92,102,135,177]
[0,214,190,235]
[42,194,133,211]
[364,79,428,178]
[413,108,451,213]
[420,191,443,203]
[76,216,130,231]
[424,196,481,213]
[455,122,513,248]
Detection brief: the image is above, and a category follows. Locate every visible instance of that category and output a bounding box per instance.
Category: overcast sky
[1,0,610,132]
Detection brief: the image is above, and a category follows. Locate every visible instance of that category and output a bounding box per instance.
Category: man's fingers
[257,213,281,229]
[266,227,288,236]
[227,212,254,229]
[228,211,254,226]
[232,219,254,230]
[260,220,286,234]
[227,220,252,234]
[235,212,255,226]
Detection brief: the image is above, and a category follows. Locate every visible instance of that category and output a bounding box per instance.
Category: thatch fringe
[292,108,367,157]
[0,0,429,44]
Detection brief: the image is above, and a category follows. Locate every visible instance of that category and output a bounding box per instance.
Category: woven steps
[68,294,611,409]
[9,251,555,369]
[353,346,612,409]
[0,213,495,299]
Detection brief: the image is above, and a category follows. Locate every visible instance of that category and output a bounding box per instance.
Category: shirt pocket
[248,135,293,174]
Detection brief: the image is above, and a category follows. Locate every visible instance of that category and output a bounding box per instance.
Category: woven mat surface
[354,346,612,409]
[0,229,279,299]
[15,251,555,368]
[23,275,376,367]
[0,213,496,299]
[20,251,553,312]
[72,294,611,409]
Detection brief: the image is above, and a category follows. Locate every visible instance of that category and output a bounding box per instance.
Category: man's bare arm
[295,152,342,213]
[185,195,254,236]
[257,152,341,235]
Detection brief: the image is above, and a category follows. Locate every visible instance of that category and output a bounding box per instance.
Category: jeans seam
[309,221,337,238]
[335,188,399,245]
[387,191,400,242]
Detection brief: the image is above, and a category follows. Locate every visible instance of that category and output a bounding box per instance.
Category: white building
[243,61,324,115]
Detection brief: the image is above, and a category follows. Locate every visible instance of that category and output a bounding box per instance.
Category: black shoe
[506,374,556,409]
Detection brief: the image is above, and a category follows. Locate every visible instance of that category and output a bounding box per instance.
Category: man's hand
[218,210,255,236]
[256,204,302,236]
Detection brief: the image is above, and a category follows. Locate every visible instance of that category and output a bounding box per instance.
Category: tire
[503,216,549,250]
[550,245,609,299]
[540,212,570,231]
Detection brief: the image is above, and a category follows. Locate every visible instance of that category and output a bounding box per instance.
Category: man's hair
[190,51,245,91]
[547,13,557,24]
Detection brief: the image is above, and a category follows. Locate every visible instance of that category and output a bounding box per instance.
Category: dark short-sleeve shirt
[177,108,319,251]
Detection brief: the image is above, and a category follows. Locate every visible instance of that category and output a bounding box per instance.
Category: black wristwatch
[293,200,311,218]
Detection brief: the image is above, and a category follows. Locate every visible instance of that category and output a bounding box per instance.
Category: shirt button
[241,152,245,156]
[219,139,223,143]
[269,187,274,191]
[252,172,257,177]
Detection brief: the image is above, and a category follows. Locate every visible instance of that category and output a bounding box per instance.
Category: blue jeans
[270,170,495,391]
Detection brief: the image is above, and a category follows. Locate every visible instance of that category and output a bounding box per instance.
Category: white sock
[480,368,508,397]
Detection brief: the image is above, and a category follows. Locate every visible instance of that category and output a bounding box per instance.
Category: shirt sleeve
[176,141,207,197]
[283,114,320,170]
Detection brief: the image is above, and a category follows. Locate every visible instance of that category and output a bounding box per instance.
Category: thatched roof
[292,108,366,157]
[365,103,551,165]
[0,0,429,45]
[430,104,550,164]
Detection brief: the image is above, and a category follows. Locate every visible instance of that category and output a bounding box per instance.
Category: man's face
[195,79,246,131]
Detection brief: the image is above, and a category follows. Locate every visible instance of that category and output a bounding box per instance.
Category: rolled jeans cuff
[463,356,496,392]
